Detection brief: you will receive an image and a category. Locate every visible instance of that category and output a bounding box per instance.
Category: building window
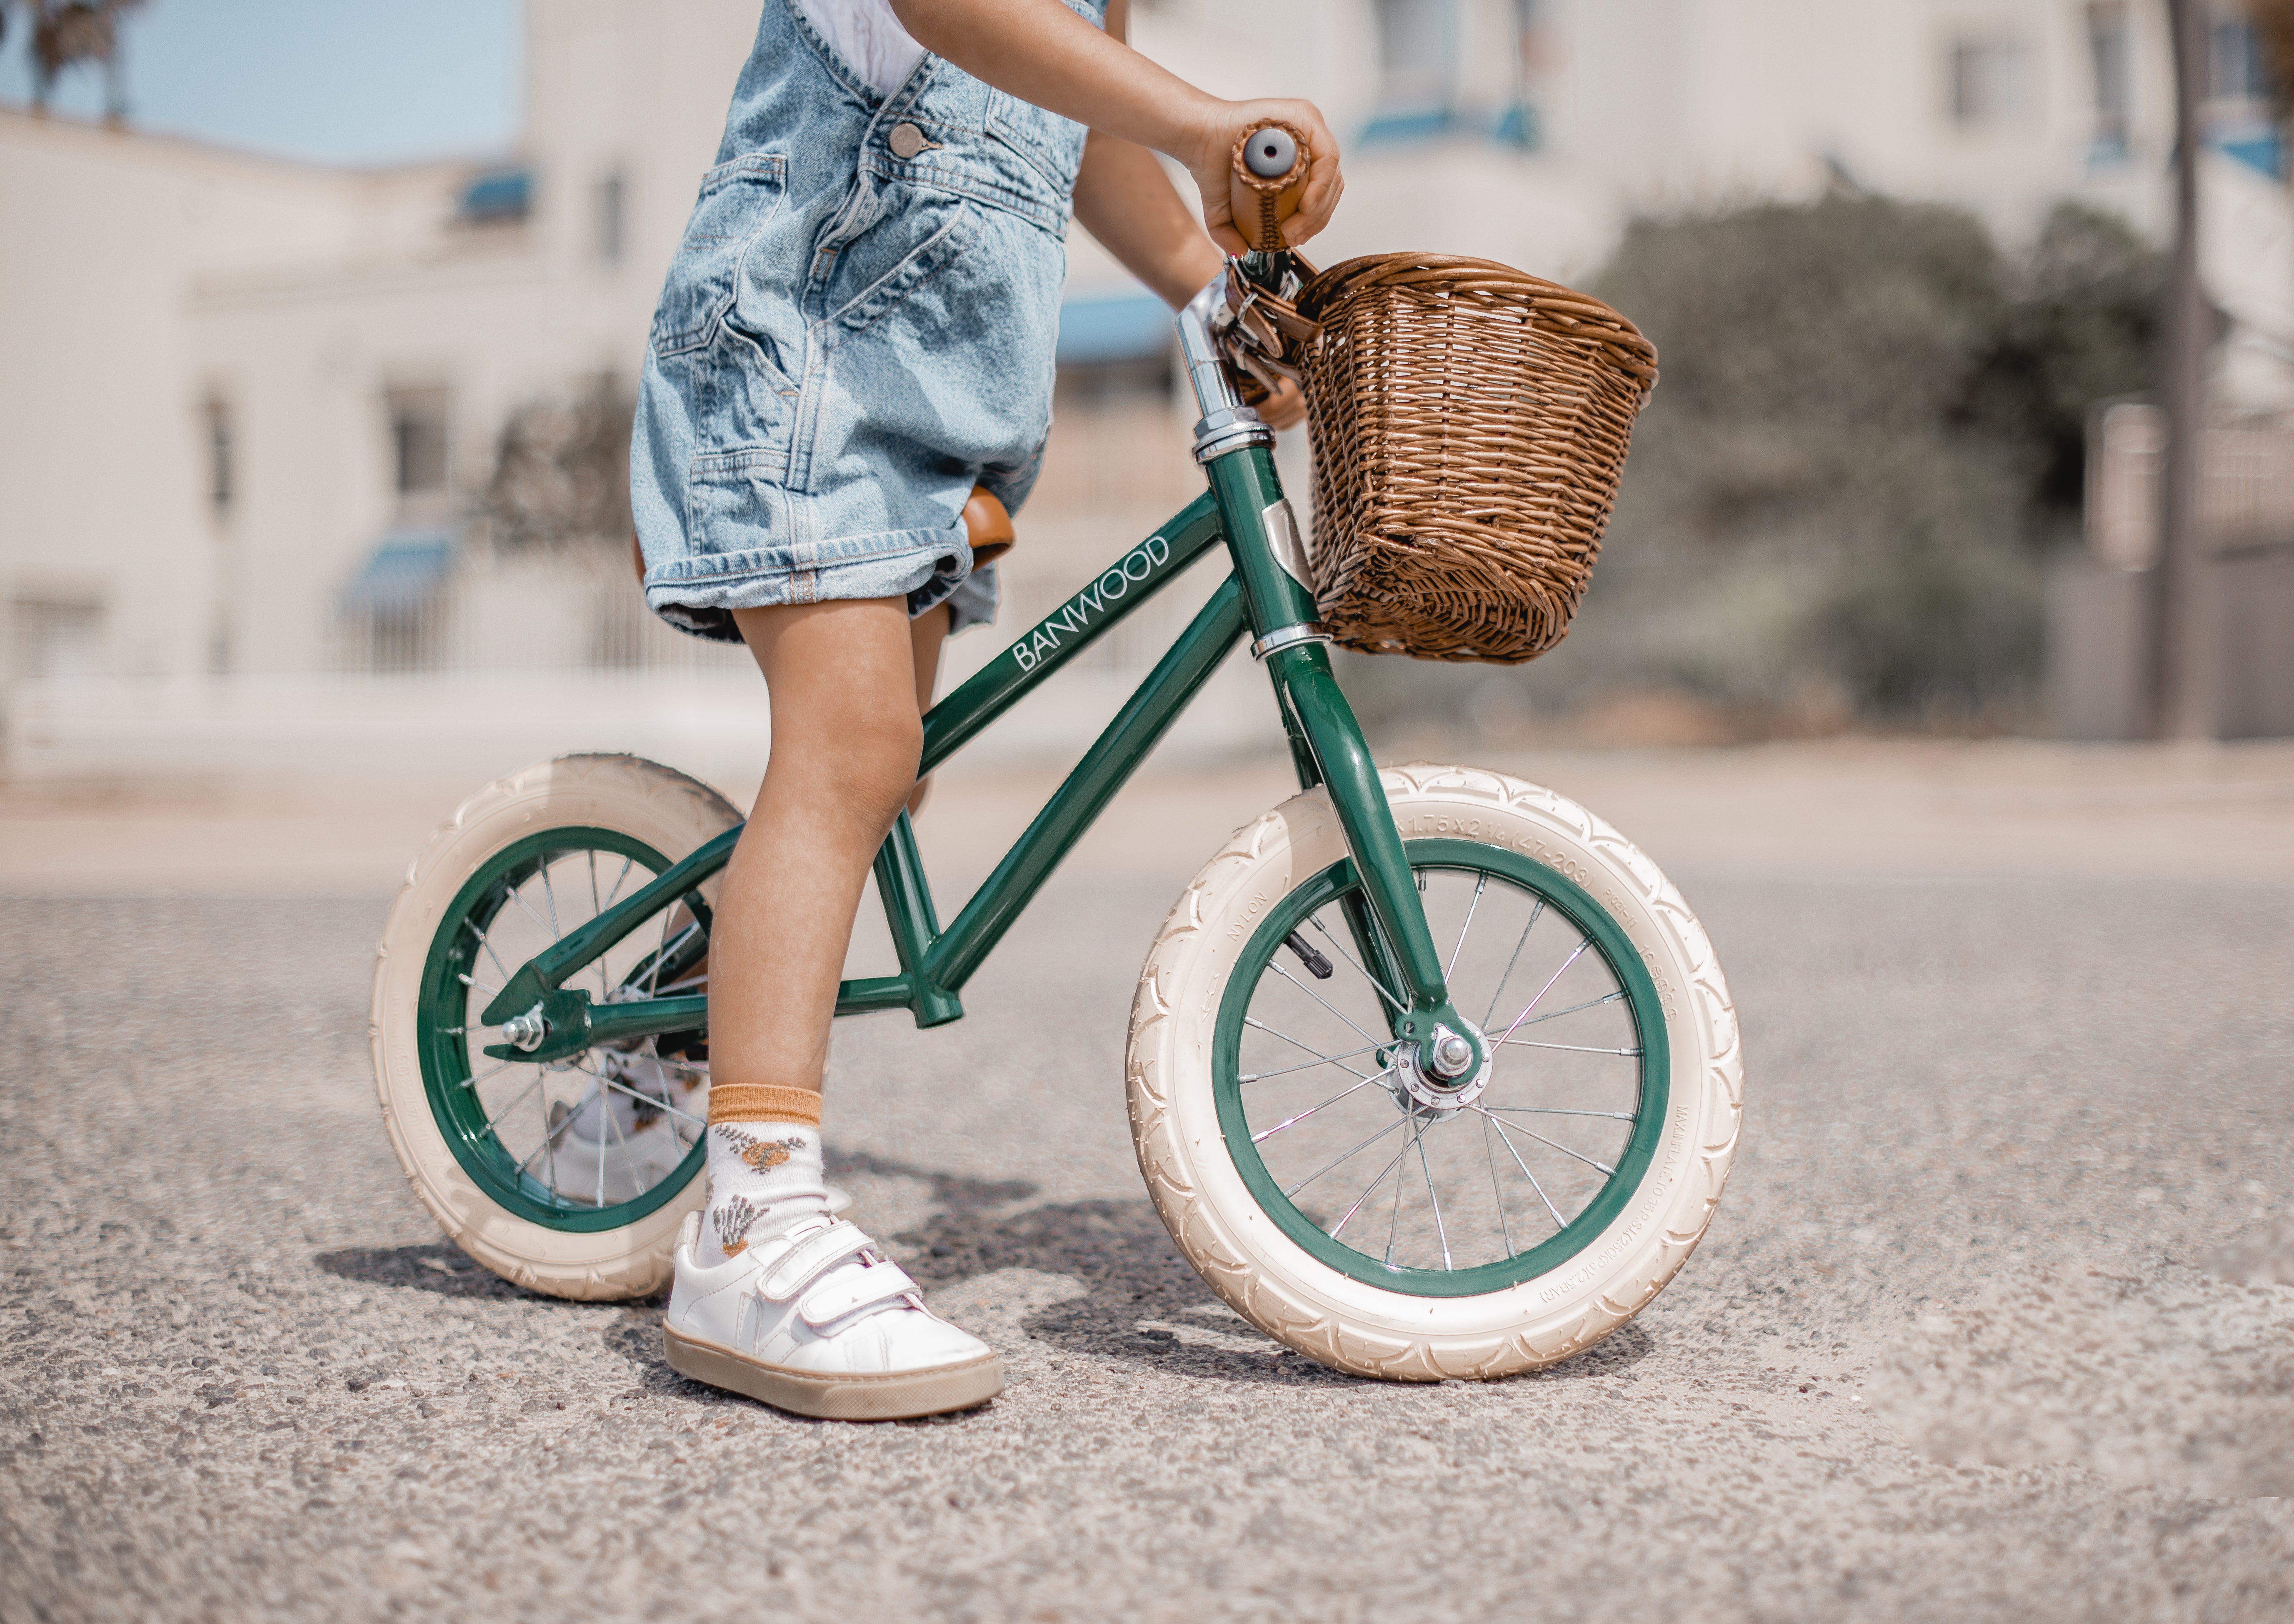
[1375,0,1459,124]
[12,598,105,682]
[389,388,451,498]
[595,170,626,267]
[2212,17,2269,103]
[1950,36,2036,128]
[203,396,233,516]
[2088,3,2131,161]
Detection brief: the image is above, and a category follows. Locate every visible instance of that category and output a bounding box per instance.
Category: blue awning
[459,167,532,222]
[343,531,453,614]
[1057,292,1173,367]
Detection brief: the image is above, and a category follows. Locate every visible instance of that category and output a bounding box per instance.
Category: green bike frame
[480,261,1485,1084]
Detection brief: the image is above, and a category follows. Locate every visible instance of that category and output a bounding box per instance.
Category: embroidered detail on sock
[713,1194,765,1257]
[721,1127,805,1174]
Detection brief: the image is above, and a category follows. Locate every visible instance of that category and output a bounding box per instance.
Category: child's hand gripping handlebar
[1230,120,1312,252]
[1191,121,1323,413]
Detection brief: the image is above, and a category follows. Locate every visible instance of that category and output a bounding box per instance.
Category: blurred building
[2,0,2290,772]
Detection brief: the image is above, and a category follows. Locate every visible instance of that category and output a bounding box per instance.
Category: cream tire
[370,753,741,1301]
[1127,763,1743,1380]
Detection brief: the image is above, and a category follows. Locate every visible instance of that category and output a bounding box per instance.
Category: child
[630,0,1341,1420]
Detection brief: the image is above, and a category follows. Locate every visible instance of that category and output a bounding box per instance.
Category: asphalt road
[3,751,2292,1623]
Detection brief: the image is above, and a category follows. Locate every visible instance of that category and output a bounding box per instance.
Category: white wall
[0,111,360,686]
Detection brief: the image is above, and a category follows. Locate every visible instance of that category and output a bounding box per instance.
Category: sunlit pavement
[3,738,2290,1621]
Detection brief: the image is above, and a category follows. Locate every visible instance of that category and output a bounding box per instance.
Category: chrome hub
[1389,1022,1492,1113]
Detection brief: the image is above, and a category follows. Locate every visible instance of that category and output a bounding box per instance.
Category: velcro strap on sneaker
[797,1259,919,1332]
[755,1220,871,1302]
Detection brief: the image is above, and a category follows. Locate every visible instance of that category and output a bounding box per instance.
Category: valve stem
[1282,930,1333,980]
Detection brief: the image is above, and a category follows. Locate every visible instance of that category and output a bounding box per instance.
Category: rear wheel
[1127,764,1741,1379]
[370,754,739,1301]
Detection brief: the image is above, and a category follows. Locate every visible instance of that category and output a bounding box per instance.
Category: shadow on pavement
[829,1149,1652,1388]
[314,1156,1652,1406]
[314,1240,555,1302]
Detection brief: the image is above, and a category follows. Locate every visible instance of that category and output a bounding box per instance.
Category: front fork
[1181,267,1486,1088]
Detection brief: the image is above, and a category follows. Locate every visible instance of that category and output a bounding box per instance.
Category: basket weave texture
[1294,254,1659,664]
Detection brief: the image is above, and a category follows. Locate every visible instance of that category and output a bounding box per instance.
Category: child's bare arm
[1070,131,1220,307]
[887,0,1344,253]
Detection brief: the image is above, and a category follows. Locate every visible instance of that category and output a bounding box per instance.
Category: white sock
[697,1120,829,1267]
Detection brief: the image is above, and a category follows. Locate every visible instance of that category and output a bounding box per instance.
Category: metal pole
[2155,0,2212,738]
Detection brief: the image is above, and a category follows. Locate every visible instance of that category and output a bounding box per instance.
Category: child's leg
[715,596,920,1096]
[665,595,1000,1417]
[907,602,950,817]
[692,597,919,1262]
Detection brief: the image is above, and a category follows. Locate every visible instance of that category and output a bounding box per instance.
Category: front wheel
[1127,764,1742,1380]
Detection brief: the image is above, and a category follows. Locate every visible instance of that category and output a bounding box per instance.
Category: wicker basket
[1292,254,1659,664]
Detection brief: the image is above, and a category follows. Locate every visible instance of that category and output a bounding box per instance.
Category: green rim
[416,827,706,1232]
[1212,837,1670,1297]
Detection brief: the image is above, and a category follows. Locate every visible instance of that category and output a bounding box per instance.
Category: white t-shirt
[797,0,927,97]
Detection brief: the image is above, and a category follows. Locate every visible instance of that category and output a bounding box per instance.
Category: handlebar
[1174,121,1320,450]
[1229,118,1311,252]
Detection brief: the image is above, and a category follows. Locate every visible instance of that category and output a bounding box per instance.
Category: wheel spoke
[1233,856,1652,1280]
[574,1059,709,1132]
[648,904,671,997]
[458,972,500,995]
[1282,1116,1406,1199]
[457,1059,512,1092]
[1244,1016,1376,1081]
[1239,1042,1387,1084]
[588,852,612,999]
[537,1077,560,1194]
[1266,961,1387,1052]
[460,917,515,989]
[1479,1110,1567,1230]
[1499,1039,1641,1056]
[1250,1072,1389,1143]
[601,854,636,912]
[1328,1137,1414,1240]
[1481,900,1544,1028]
[540,863,564,942]
[506,884,559,945]
[1446,872,1487,981]
[1482,1114,1514,1255]
[1417,1129,1452,1271]
[1308,915,1404,1014]
[520,1082,593,1180]
[1386,1115,1414,1265]
[596,1077,611,1208]
[1511,988,1627,1029]
[1492,937,1594,1047]
[1474,1106,1613,1175]
[481,1069,549,1138]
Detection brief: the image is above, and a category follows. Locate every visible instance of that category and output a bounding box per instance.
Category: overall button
[887,122,935,160]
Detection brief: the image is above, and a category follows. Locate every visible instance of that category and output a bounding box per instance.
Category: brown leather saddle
[630,485,1015,586]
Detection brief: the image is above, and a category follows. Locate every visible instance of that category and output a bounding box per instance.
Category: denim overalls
[631,0,1108,640]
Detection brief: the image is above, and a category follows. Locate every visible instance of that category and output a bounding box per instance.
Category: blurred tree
[481,375,636,553]
[7,0,144,122]
[1337,193,2163,732]
[1581,195,2161,720]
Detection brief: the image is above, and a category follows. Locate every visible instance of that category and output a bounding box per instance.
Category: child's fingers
[1201,192,1249,257]
[1258,376,1307,429]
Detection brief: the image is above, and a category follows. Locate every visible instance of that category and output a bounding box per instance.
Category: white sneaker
[662,1211,1002,1420]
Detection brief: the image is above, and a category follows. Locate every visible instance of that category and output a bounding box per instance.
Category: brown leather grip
[1229,120,1309,252]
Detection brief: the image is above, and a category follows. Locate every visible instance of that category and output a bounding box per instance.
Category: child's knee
[784,688,921,823]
